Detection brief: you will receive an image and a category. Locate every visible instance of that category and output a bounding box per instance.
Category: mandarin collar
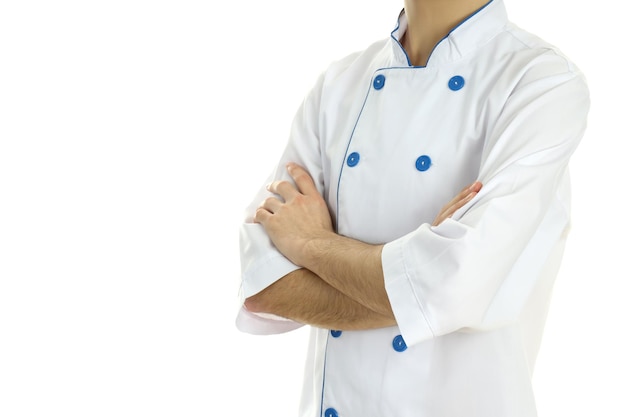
[390,0,508,67]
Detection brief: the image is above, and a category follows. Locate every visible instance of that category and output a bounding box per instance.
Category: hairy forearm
[253,163,394,322]
[244,268,396,330]
[302,233,393,316]
[252,163,481,326]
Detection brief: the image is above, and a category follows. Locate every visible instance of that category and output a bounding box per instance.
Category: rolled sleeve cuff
[382,234,434,347]
[238,222,303,334]
[239,222,302,298]
[236,306,304,335]
[240,253,301,299]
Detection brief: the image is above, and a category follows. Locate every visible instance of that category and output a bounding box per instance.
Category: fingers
[441,183,475,213]
[469,181,482,193]
[253,197,282,224]
[448,181,482,206]
[253,207,269,224]
[286,163,318,196]
[259,196,283,214]
[266,180,298,201]
[265,163,318,200]
[434,195,474,226]
[259,164,315,224]
[448,190,477,215]
[432,180,483,227]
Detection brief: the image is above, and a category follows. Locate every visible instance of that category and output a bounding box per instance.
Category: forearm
[298,232,393,317]
[255,165,483,322]
[244,268,396,330]
[255,163,394,318]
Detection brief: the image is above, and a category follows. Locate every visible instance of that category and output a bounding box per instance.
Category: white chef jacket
[237,0,590,416]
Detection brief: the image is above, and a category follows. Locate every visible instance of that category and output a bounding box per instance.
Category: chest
[318,64,508,243]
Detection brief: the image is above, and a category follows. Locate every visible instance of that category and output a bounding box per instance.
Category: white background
[0,0,623,416]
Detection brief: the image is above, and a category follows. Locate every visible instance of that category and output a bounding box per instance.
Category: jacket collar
[390,0,508,67]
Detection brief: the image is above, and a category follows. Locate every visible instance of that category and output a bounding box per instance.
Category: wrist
[301,230,340,273]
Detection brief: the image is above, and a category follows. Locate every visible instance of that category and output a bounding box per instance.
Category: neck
[402,0,490,66]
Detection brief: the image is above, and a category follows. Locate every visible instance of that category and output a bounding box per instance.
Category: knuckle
[272,180,290,193]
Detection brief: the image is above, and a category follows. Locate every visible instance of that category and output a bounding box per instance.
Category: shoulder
[498,22,586,79]
[319,38,391,85]
[473,22,589,105]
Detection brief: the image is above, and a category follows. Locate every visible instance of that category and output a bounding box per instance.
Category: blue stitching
[335,76,375,230]
[392,0,494,68]
[319,331,331,417]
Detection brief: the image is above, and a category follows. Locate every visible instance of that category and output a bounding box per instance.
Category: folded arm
[246,168,480,329]
[245,267,396,330]
[244,65,589,341]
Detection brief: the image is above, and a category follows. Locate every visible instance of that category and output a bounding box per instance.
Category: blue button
[373,74,386,90]
[415,155,432,172]
[325,408,339,417]
[330,330,342,338]
[392,335,407,352]
[448,75,465,91]
[347,152,360,167]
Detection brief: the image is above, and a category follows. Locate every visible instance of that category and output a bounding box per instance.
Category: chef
[236,0,590,416]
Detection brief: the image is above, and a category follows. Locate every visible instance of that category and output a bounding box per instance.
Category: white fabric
[237,0,590,416]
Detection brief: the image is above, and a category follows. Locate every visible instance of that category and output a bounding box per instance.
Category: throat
[400,29,445,67]
[401,0,491,66]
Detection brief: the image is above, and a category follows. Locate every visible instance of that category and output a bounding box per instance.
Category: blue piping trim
[321,4,497,413]
[339,1,495,216]
[392,0,494,68]
[319,331,331,417]
[334,76,375,230]
[390,18,412,66]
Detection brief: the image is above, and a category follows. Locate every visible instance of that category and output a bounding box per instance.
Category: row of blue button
[346,152,432,172]
[326,70,448,417]
[330,330,407,352]
[373,74,465,91]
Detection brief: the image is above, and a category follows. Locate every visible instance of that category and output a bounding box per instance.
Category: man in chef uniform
[236,0,590,415]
